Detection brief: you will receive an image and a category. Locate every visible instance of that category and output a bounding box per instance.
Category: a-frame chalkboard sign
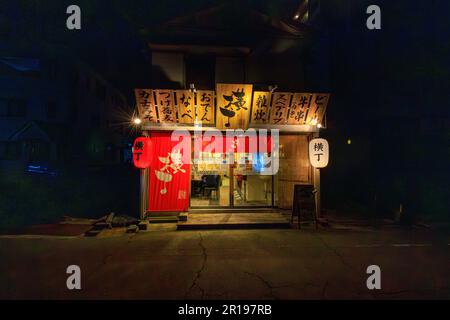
[291,184,318,229]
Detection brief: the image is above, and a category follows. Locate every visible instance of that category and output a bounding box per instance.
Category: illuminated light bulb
[294,14,300,19]
[347,139,352,145]
[317,123,322,128]
[133,118,142,125]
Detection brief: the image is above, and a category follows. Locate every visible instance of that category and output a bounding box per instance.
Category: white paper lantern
[309,138,329,168]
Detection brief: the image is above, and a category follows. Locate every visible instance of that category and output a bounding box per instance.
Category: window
[25,140,50,162]
[185,55,215,89]
[0,19,11,40]
[104,143,115,162]
[0,141,21,160]
[47,101,57,119]
[0,98,27,117]
[44,59,57,80]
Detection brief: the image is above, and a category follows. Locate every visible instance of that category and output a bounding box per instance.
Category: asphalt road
[1,226,449,299]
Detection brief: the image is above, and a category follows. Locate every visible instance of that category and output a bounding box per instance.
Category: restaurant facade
[132,1,330,221]
[133,85,329,219]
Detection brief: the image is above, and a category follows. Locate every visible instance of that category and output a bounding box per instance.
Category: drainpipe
[139,168,148,220]
[313,132,321,219]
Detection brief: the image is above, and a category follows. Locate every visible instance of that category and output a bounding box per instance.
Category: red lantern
[132,137,152,168]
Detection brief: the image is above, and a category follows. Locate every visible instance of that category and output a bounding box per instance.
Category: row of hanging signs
[135,84,330,130]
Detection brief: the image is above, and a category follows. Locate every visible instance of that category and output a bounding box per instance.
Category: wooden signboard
[287,93,312,125]
[134,89,157,123]
[291,184,318,229]
[215,83,253,129]
[154,90,176,123]
[135,86,330,129]
[304,93,330,126]
[175,90,195,124]
[196,90,215,125]
[250,91,271,124]
[269,92,292,125]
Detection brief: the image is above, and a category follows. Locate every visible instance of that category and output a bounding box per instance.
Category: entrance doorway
[189,153,274,208]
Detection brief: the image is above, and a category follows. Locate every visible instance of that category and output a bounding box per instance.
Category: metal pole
[140,168,148,220]
[312,132,321,219]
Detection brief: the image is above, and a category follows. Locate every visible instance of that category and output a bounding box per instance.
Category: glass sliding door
[232,152,273,207]
[190,152,231,207]
[189,148,274,208]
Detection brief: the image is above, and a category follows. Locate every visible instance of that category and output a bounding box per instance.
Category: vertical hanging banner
[148,132,191,212]
[196,90,215,125]
[251,91,271,124]
[134,89,158,123]
[154,90,176,123]
[215,83,253,129]
[305,93,330,125]
[287,93,312,125]
[269,92,292,124]
[175,90,195,124]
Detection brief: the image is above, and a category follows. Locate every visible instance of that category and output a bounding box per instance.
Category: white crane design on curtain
[154,149,186,194]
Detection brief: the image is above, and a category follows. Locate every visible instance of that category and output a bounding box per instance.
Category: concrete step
[177,213,291,230]
[84,229,101,237]
[188,208,277,214]
[148,216,179,224]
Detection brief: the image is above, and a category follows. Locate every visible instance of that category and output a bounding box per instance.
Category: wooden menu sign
[134,86,330,128]
[251,91,271,124]
[287,93,312,125]
[215,83,253,129]
[269,92,292,125]
[304,93,330,125]
[175,90,195,124]
[196,90,215,125]
[154,90,176,123]
[134,89,157,123]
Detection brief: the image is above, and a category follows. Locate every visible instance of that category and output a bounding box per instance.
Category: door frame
[189,163,275,209]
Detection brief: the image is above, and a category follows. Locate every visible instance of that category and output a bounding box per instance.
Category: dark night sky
[322,0,450,124]
[2,0,449,120]
[1,0,449,222]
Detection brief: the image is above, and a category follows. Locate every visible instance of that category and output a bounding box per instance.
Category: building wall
[215,57,245,83]
[147,50,313,210]
[150,51,306,91]
[246,54,305,91]
[277,134,312,209]
[151,52,185,88]
[0,51,129,173]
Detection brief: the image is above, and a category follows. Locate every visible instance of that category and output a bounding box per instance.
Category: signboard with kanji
[269,92,292,125]
[154,90,176,123]
[134,89,157,123]
[287,93,312,125]
[175,90,195,124]
[304,93,330,126]
[134,86,330,129]
[309,138,329,168]
[196,90,215,125]
[215,83,253,129]
[251,91,271,124]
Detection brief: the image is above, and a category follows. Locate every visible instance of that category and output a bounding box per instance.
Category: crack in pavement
[85,233,137,284]
[313,233,371,299]
[373,286,450,298]
[313,233,354,270]
[244,271,292,300]
[321,280,329,300]
[185,233,207,299]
